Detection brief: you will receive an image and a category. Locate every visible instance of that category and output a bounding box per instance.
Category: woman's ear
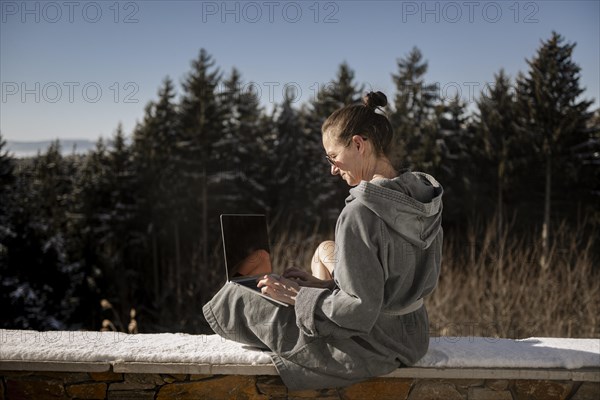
[352,135,367,154]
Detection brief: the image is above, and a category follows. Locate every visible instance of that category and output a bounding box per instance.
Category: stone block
[0,371,33,378]
[38,372,90,384]
[408,381,464,400]
[189,374,214,381]
[468,387,513,400]
[123,373,164,386]
[256,375,287,397]
[571,382,600,400]
[447,379,485,389]
[287,388,340,399]
[107,390,156,400]
[66,383,107,399]
[6,377,66,399]
[108,381,156,391]
[89,370,123,382]
[161,374,188,383]
[341,378,413,400]
[515,380,573,400]
[157,375,267,400]
[486,380,510,391]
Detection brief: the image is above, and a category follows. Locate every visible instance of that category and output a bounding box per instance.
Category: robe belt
[380,298,424,316]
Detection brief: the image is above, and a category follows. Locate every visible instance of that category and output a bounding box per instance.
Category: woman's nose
[330,164,339,175]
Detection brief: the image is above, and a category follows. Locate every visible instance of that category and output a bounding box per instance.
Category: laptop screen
[220,214,272,281]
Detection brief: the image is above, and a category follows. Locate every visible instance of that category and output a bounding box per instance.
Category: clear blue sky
[1,0,599,142]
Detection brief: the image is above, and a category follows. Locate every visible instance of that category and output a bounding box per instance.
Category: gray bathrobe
[203,172,443,390]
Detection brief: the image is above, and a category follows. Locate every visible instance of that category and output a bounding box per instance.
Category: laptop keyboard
[235,279,260,292]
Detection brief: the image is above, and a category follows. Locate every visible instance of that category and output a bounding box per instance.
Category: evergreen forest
[1,32,598,336]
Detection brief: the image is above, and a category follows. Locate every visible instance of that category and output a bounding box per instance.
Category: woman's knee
[318,240,336,263]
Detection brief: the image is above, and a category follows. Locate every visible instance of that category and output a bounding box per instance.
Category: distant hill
[6,140,97,158]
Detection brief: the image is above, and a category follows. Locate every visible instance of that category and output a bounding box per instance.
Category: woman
[203,91,443,390]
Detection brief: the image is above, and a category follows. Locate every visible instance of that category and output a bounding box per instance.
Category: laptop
[220,214,288,307]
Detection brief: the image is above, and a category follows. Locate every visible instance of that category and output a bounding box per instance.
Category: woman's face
[322,133,366,186]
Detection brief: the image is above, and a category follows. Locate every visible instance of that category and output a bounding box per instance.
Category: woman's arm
[283,267,335,290]
[295,206,386,339]
[257,241,338,304]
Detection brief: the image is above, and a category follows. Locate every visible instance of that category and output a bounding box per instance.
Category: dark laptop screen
[220,214,272,280]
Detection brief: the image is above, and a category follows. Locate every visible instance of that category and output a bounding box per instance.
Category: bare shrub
[427,218,599,338]
[271,217,599,338]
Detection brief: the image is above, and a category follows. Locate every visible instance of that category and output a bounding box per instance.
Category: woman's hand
[257,274,300,306]
[283,267,335,290]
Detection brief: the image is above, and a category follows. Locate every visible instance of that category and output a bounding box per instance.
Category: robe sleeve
[295,205,385,339]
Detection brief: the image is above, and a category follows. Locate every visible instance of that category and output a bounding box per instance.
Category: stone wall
[2,332,598,399]
[1,369,598,400]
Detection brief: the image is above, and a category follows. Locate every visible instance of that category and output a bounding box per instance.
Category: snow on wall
[0,330,598,370]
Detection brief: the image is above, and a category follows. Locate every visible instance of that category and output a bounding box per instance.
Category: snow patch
[0,330,598,370]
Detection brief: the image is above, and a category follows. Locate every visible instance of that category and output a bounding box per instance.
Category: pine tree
[106,124,141,319]
[134,77,180,209]
[215,67,268,212]
[585,109,600,221]
[312,61,363,116]
[581,108,600,218]
[272,86,311,221]
[176,49,224,309]
[1,141,80,329]
[516,32,594,268]
[427,95,480,229]
[67,137,111,329]
[0,132,14,186]
[132,77,181,303]
[107,124,138,241]
[391,47,439,170]
[476,69,522,236]
[71,126,142,329]
[304,62,365,225]
[0,133,16,326]
[0,133,15,223]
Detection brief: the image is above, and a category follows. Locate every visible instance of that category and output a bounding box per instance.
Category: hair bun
[363,91,388,110]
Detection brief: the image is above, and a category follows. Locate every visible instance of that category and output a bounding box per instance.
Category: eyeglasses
[324,136,367,167]
[325,154,337,167]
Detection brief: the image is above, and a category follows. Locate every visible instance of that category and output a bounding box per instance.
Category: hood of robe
[346,171,443,250]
